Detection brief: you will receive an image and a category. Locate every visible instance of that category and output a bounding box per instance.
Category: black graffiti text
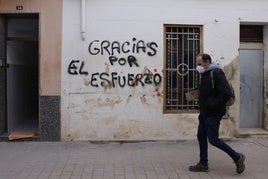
[109,55,139,67]
[88,72,162,88]
[68,60,88,75]
[67,60,162,87]
[88,37,158,56]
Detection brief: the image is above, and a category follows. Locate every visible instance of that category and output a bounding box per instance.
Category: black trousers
[197,114,240,165]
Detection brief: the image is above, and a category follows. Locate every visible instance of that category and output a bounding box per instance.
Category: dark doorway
[0,14,39,136]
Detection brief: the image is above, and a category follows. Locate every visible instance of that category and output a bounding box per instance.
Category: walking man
[189,53,245,174]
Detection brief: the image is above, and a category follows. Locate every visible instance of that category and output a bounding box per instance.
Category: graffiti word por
[109,55,139,67]
[88,37,158,56]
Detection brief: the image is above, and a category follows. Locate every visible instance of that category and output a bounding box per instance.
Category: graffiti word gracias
[88,37,158,56]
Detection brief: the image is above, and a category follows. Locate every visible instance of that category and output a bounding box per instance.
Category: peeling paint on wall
[140,94,147,104]
[126,94,132,104]
[222,56,240,137]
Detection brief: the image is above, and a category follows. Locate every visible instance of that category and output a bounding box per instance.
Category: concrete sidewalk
[0,137,267,179]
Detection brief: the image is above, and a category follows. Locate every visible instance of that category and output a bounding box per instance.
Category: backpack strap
[210,69,215,88]
[199,70,214,88]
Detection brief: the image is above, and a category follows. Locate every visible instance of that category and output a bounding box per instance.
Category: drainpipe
[81,0,86,40]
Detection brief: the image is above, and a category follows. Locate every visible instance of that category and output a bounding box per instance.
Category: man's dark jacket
[199,67,231,117]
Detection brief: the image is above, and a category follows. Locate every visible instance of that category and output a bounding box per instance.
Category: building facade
[1,0,268,141]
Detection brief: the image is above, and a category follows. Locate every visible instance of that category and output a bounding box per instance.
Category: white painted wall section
[62,0,268,141]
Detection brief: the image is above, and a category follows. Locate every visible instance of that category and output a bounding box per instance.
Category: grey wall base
[40,96,60,141]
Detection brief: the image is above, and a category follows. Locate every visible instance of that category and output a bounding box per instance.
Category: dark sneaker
[235,153,245,174]
[189,162,209,172]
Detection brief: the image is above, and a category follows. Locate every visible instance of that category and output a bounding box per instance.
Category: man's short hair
[197,53,212,63]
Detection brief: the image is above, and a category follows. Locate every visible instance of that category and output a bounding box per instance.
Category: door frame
[239,43,264,128]
[0,13,40,136]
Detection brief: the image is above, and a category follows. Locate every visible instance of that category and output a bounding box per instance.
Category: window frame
[163,24,203,114]
[240,25,263,43]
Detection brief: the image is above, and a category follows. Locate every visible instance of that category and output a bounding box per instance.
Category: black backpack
[210,70,235,106]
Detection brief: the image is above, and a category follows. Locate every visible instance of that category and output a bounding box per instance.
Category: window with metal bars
[164,25,202,112]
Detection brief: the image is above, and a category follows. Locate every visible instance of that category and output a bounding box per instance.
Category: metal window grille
[164,26,201,111]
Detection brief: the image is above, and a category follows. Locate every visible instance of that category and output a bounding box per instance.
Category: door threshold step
[0,132,40,141]
[238,128,268,138]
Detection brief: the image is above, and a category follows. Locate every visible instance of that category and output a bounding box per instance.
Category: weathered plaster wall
[263,26,268,130]
[0,0,62,96]
[62,0,268,141]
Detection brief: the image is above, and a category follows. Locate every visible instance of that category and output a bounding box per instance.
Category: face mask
[196,65,206,73]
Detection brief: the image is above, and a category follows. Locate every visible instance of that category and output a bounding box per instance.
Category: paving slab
[0,138,268,179]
